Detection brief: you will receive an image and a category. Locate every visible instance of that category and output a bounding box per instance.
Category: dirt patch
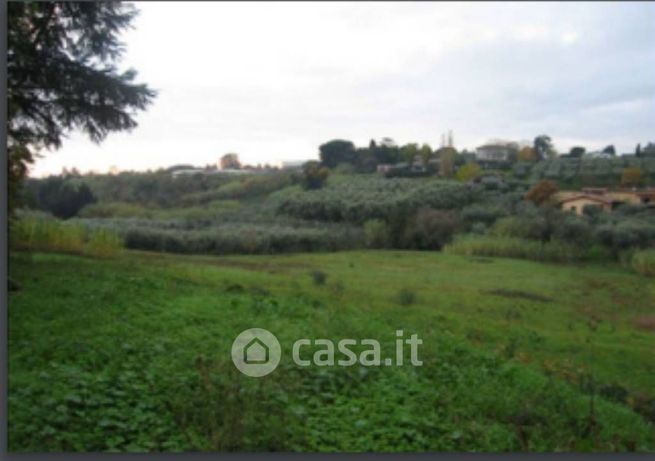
[633,316,655,332]
[483,288,553,303]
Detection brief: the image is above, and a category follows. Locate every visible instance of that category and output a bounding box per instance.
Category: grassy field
[8,250,655,452]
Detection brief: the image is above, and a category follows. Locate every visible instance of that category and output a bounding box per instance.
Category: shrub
[632,249,655,277]
[455,163,482,182]
[401,209,461,250]
[85,228,124,258]
[179,173,294,205]
[491,216,548,241]
[363,219,392,248]
[444,236,591,263]
[121,223,364,255]
[621,167,643,187]
[470,222,487,235]
[461,204,506,226]
[277,176,471,224]
[596,221,655,251]
[79,202,153,219]
[10,215,122,257]
[525,180,558,206]
[334,162,355,175]
[552,215,592,245]
[32,176,97,219]
[301,161,329,190]
[397,288,416,306]
[582,204,602,219]
[310,270,328,285]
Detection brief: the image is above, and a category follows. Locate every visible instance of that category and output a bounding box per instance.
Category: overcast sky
[31,1,655,176]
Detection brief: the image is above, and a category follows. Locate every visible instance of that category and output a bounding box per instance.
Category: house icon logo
[243,337,269,364]
[231,328,281,377]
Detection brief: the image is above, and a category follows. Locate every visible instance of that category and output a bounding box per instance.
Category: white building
[476,141,519,162]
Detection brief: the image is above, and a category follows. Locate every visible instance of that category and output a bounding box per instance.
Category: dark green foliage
[533,135,554,161]
[8,144,32,214]
[401,209,461,250]
[569,146,586,158]
[492,216,549,241]
[319,140,356,169]
[641,142,655,158]
[461,204,507,226]
[552,215,592,246]
[596,221,655,251]
[8,277,21,292]
[181,172,295,205]
[599,383,629,404]
[310,270,328,286]
[33,176,97,219]
[301,161,330,190]
[522,156,655,187]
[397,288,416,306]
[7,2,155,213]
[277,177,472,223]
[364,219,392,248]
[122,224,364,255]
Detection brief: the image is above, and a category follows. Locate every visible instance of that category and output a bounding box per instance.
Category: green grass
[10,215,122,258]
[8,250,655,452]
[633,249,655,277]
[444,235,605,263]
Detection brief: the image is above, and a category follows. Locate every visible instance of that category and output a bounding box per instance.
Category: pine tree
[7,2,156,213]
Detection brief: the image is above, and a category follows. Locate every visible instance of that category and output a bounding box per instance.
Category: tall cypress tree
[7,1,156,212]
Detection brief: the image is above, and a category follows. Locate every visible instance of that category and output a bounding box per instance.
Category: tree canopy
[568,146,586,158]
[7,1,156,212]
[533,135,555,161]
[319,140,356,169]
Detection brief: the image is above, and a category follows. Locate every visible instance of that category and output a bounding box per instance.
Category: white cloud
[560,31,579,46]
[29,1,655,176]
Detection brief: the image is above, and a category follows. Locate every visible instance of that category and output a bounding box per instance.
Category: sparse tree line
[313,136,655,181]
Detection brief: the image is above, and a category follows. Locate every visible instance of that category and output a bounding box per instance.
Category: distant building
[556,188,655,215]
[379,161,431,177]
[219,169,250,175]
[475,142,519,163]
[558,194,613,215]
[585,151,614,159]
[171,168,206,178]
[280,160,310,170]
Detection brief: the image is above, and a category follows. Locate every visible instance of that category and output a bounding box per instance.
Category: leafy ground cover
[8,250,655,451]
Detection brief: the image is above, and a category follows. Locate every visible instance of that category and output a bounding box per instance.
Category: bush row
[277,177,472,223]
[513,156,655,184]
[444,236,607,263]
[122,224,364,255]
